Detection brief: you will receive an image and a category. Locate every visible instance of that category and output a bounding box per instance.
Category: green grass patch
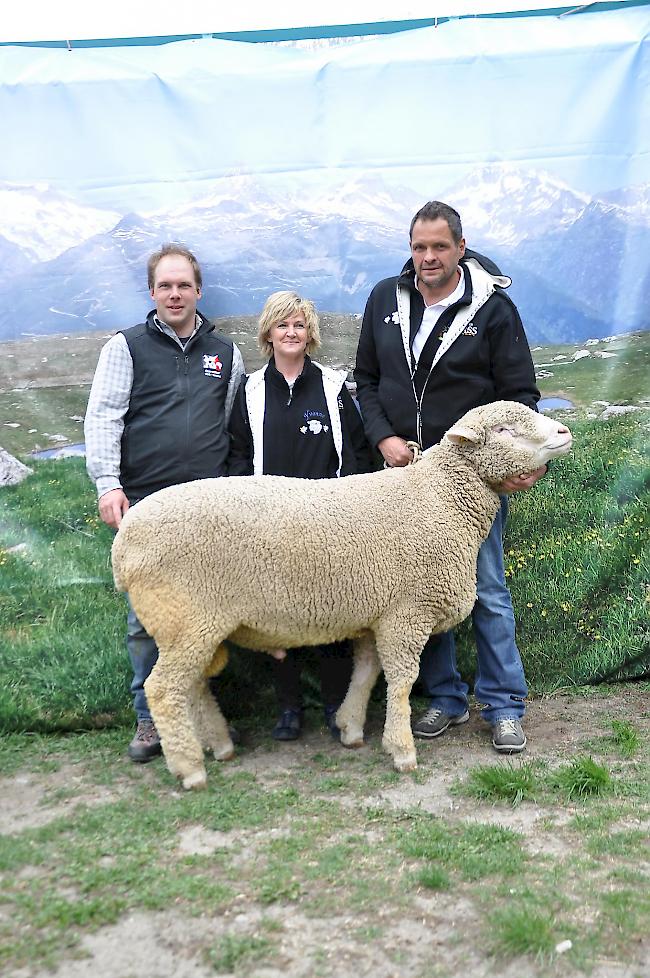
[609,719,641,757]
[462,760,539,806]
[489,907,561,962]
[396,816,527,882]
[415,865,451,890]
[551,756,612,801]
[205,932,278,973]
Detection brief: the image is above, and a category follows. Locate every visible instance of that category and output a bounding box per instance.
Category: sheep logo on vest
[202,354,222,377]
[300,419,329,435]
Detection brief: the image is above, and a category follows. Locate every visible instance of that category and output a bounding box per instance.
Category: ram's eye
[495,425,515,436]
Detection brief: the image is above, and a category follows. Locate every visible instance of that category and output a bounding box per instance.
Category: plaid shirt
[84,315,244,498]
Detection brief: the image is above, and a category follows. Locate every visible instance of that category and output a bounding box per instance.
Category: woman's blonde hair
[257,291,321,358]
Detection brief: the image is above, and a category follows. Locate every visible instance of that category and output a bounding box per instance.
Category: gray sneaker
[412,707,470,739]
[127,719,162,763]
[492,717,526,754]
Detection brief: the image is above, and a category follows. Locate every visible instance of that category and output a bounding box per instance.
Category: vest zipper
[184,355,191,480]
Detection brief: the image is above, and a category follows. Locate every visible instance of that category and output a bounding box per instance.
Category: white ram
[112,400,572,789]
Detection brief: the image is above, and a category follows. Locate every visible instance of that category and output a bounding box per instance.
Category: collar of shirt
[411,267,466,365]
[416,265,465,311]
[153,313,201,344]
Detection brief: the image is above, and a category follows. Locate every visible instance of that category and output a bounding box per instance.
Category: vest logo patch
[202,354,223,377]
[300,409,329,436]
[300,420,330,435]
[463,322,477,336]
[383,310,400,326]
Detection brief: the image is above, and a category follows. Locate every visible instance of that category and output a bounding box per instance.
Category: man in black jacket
[354,201,544,753]
[85,244,244,762]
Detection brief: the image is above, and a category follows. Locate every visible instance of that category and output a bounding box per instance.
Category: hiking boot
[412,707,470,739]
[492,717,526,754]
[271,708,303,741]
[127,719,162,763]
[324,705,342,741]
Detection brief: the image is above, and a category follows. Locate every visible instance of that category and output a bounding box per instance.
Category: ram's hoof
[340,725,364,748]
[215,746,236,762]
[393,753,417,773]
[181,770,208,791]
[341,735,365,749]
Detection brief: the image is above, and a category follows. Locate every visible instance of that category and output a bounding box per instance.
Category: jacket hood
[398,248,510,290]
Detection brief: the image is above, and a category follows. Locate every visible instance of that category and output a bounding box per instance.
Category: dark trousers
[271,642,353,712]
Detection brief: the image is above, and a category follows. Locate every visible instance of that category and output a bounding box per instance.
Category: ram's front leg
[376,630,426,772]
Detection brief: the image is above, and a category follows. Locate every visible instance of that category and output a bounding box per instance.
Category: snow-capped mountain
[0,167,648,344]
[446,165,591,248]
[0,183,121,262]
[599,183,650,225]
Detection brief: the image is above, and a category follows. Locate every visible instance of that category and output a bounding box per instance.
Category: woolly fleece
[112,401,572,788]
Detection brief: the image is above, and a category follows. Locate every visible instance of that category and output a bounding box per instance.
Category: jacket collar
[398,258,472,309]
[397,248,509,304]
[146,309,215,338]
[266,354,313,389]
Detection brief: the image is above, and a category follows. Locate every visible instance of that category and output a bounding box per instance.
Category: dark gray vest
[120,313,234,501]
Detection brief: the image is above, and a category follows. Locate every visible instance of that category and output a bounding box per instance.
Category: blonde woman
[228,291,373,740]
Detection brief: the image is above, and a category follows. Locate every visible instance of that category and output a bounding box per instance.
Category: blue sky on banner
[1,3,648,338]
[2,5,648,211]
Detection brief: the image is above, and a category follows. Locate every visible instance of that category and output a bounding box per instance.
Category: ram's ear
[446,424,482,446]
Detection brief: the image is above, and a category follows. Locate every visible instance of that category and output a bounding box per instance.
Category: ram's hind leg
[192,643,236,762]
[144,622,229,791]
[336,632,382,748]
[375,621,429,772]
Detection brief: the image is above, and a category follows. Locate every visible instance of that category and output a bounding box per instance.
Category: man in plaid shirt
[85,244,244,762]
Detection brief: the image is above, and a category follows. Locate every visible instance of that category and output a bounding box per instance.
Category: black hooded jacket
[354,252,540,451]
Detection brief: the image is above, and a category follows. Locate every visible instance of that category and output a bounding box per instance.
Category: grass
[551,756,612,800]
[462,760,539,806]
[530,330,650,409]
[0,719,647,975]
[609,719,641,756]
[396,817,527,882]
[205,932,278,972]
[489,907,560,962]
[1,408,648,734]
[456,410,649,689]
[415,865,451,890]
[457,754,622,807]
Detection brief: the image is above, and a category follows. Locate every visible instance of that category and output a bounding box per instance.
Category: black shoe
[272,709,303,741]
[492,717,526,753]
[412,707,470,740]
[324,705,342,741]
[127,719,162,763]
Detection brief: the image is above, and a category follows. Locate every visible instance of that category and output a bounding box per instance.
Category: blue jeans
[418,497,527,724]
[126,595,159,721]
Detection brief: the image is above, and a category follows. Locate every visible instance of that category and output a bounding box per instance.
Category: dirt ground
[3,687,649,978]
